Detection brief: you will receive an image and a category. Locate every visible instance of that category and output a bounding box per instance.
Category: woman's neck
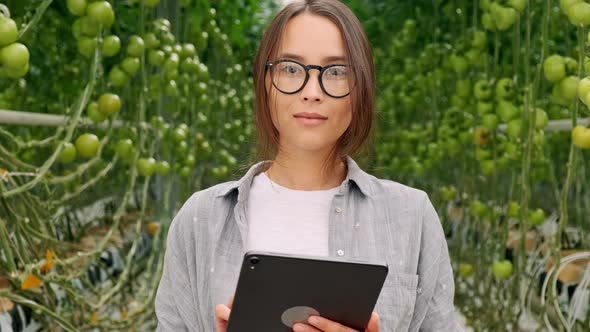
[266,150,347,191]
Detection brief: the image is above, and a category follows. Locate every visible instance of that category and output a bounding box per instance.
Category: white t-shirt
[245,171,339,257]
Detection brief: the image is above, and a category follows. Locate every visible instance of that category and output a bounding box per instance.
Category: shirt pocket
[374,272,419,332]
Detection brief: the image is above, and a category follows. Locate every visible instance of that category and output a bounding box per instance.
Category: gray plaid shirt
[155,157,462,331]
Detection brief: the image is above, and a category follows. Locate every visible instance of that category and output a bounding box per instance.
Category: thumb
[365,312,380,332]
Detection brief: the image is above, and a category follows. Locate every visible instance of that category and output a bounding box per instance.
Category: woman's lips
[293,112,328,126]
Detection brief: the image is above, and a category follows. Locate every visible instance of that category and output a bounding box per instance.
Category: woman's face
[266,13,352,155]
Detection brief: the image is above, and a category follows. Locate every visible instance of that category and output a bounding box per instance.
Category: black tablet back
[226,251,388,332]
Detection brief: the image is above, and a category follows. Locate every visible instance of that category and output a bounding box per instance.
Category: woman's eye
[281,65,300,74]
[326,67,348,77]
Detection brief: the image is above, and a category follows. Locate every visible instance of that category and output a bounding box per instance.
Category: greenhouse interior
[1,0,590,331]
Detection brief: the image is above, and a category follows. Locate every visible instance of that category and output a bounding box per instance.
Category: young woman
[155,1,461,331]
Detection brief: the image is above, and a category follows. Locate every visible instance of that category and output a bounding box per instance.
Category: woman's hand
[215,295,234,332]
[292,312,380,332]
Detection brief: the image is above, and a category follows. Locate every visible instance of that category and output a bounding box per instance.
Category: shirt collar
[215,156,374,200]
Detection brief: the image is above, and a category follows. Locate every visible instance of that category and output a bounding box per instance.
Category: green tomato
[165,69,178,81]
[507,201,520,218]
[496,100,519,122]
[71,19,82,39]
[77,36,96,58]
[506,119,523,140]
[87,101,106,123]
[180,165,192,178]
[470,199,488,219]
[477,101,494,115]
[472,30,487,49]
[492,260,513,278]
[75,133,100,158]
[127,35,145,57]
[533,130,545,146]
[115,138,134,159]
[172,127,188,142]
[175,140,188,154]
[98,93,121,116]
[440,186,457,201]
[535,108,549,130]
[564,57,578,72]
[561,0,582,13]
[198,63,209,81]
[474,80,492,100]
[87,1,115,28]
[508,0,526,12]
[180,43,197,58]
[559,76,580,102]
[578,77,590,104]
[449,54,468,75]
[543,55,566,83]
[156,161,170,176]
[148,50,165,66]
[58,142,77,163]
[482,114,499,131]
[102,35,121,57]
[200,141,211,154]
[480,159,495,176]
[495,78,514,100]
[455,79,471,98]
[490,3,517,30]
[79,15,99,36]
[551,84,571,106]
[121,57,140,76]
[137,157,157,176]
[1,61,29,78]
[572,125,590,148]
[184,154,196,167]
[459,263,474,278]
[0,43,30,70]
[165,80,178,96]
[163,53,180,72]
[143,0,161,8]
[144,33,160,49]
[482,13,496,31]
[108,66,129,87]
[568,2,590,27]
[0,16,18,47]
[67,0,87,16]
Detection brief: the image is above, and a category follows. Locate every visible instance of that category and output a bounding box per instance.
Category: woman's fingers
[215,296,235,332]
[292,323,323,332]
[215,304,231,332]
[365,312,380,332]
[215,304,231,321]
[304,315,357,331]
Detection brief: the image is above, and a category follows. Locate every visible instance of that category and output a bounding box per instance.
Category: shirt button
[335,207,342,213]
[337,250,344,256]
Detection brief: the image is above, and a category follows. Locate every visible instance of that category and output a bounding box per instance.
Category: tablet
[226,250,389,332]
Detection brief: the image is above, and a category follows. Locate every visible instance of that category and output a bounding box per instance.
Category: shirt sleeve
[155,199,200,331]
[410,194,463,332]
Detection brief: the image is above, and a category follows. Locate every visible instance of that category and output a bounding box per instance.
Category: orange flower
[120,307,128,320]
[40,250,56,273]
[146,222,160,236]
[21,273,42,290]
[90,312,98,324]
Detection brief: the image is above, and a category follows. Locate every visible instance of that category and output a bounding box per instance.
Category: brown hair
[252,0,375,167]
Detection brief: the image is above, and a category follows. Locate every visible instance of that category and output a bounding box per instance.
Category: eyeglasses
[265,60,352,98]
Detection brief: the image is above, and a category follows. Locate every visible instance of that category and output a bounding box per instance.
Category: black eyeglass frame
[265,59,352,98]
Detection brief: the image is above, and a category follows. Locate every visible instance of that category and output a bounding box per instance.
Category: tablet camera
[249,257,260,265]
